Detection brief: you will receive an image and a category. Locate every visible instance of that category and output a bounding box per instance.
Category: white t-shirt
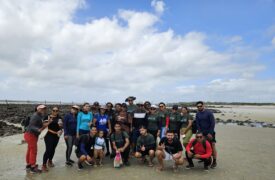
[94,137,106,150]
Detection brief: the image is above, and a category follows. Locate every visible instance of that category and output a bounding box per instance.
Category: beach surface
[0,125,275,180]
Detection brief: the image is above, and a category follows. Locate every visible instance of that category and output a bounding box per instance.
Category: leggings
[43,134,59,164]
[65,136,76,162]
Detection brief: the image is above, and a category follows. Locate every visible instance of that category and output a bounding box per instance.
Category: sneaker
[124,161,130,166]
[185,164,194,169]
[204,166,209,171]
[65,161,73,167]
[84,160,93,166]
[30,166,42,174]
[211,160,217,169]
[68,159,75,164]
[42,164,49,172]
[25,165,31,172]
[48,160,55,167]
[78,162,84,170]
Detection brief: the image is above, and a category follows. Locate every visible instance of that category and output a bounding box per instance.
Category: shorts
[138,148,155,157]
[181,129,193,145]
[164,151,173,161]
[75,149,94,158]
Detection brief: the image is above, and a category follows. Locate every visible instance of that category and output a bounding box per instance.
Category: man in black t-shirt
[155,130,185,172]
[75,126,97,170]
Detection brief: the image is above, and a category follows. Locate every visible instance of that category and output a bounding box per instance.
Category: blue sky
[74,0,275,79]
[0,0,275,103]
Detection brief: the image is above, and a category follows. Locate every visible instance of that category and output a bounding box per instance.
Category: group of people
[23,96,217,174]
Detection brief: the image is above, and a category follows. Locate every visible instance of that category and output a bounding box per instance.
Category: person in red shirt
[185,132,213,171]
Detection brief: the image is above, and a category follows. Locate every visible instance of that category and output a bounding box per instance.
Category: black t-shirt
[43,115,62,136]
[159,137,183,154]
[132,109,148,129]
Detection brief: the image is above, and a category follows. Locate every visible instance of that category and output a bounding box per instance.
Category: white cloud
[151,0,165,14]
[0,0,272,103]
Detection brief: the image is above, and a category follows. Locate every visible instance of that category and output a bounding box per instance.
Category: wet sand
[214,105,275,123]
[1,125,275,180]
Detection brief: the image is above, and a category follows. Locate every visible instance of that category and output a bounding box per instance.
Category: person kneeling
[135,126,156,167]
[155,130,185,172]
[75,126,97,170]
[185,132,213,171]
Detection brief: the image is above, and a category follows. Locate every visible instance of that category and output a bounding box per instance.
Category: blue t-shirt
[77,111,93,133]
[95,114,109,133]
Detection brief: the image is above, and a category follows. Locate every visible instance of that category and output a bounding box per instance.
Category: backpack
[21,116,31,131]
[191,120,197,134]
[192,139,206,150]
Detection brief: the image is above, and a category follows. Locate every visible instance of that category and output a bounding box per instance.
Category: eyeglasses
[196,136,203,139]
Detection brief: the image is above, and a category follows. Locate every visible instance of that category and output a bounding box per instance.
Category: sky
[0,0,275,104]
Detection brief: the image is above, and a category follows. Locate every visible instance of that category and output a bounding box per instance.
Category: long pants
[24,132,38,166]
[121,146,130,163]
[65,135,76,162]
[104,132,110,154]
[185,151,211,167]
[43,134,59,164]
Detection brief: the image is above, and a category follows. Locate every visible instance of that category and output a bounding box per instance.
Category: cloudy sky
[0,0,275,103]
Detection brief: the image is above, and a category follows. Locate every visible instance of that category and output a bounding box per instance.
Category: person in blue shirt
[93,105,112,156]
[63,105,80,166]
[77,103,93,138]
[195,101,217,168]
[75,126,97,170]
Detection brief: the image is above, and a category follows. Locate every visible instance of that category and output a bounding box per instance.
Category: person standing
[64,105,80,166]
[157,102,169,138]
[196,101,217,168]
[131,102,148,152]
[168,105,181,138]
[93,105,112,156]
[125,96,137,113]
[77,103,93,137]
[147,105,161,140]
[180,107,194,147]
[42,107,63,172]
[24,105,50,174]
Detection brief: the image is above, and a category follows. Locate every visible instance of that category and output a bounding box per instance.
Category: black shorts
[138,148,155,157]
[75,149,94,158]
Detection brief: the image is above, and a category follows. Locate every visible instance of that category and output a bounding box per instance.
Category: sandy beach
[0,125,275,180]
[214,105,275,123]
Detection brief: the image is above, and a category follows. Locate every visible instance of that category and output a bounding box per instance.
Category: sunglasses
[52,110,59,112]
[150,108,156,110]
[197,105,203,108]
[159,105,164,108]
[196,136,203,139]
